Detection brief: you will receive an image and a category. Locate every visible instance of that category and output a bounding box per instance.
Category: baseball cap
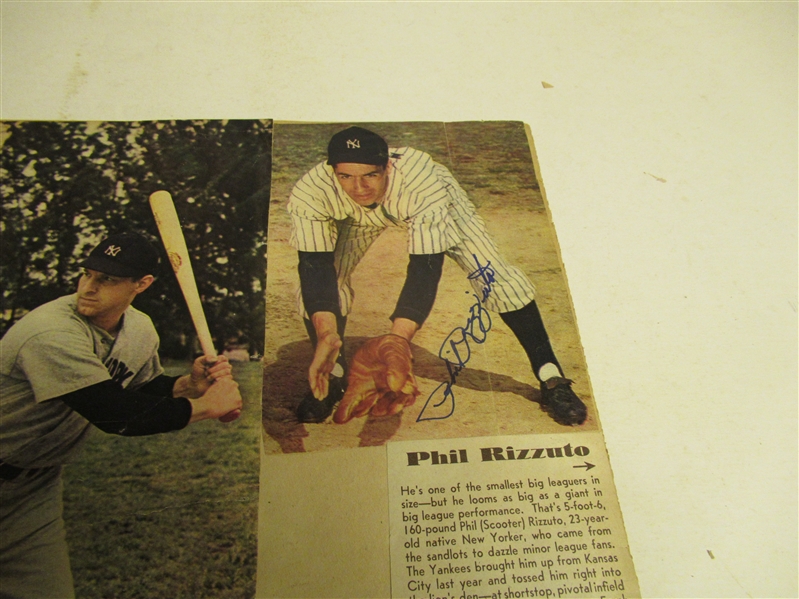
[327,126,389,166]
[80,232,160,278]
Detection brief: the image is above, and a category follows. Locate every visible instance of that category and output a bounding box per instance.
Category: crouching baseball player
[288,126,587,428]
[0,232,243,599]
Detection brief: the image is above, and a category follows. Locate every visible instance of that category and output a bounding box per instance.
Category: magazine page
[258,121,638,598]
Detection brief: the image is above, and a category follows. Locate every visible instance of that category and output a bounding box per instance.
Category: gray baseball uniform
[0,294,163,599]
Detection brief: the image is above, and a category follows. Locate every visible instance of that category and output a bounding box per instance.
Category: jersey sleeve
[15,328,111,403]
[298,251,342,317]
[287,165,340,252]
[59,380,192,436]
[137,374,181,397]
[391,253,445,326]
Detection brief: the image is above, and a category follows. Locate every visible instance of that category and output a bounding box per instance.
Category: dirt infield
[262,122,599,454]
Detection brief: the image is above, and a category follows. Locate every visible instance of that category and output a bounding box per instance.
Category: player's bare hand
[308,331,342,400]
[188,354,233,395]
[333,335,420,424]
[189,378,243,423]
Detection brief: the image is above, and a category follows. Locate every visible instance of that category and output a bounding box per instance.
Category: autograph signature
[417,255,495,421]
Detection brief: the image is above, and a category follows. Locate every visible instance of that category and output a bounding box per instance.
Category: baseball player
[0,231,243,599]
[288,126,587,427]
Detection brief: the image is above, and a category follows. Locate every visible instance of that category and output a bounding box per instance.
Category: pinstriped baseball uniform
[288,147,536,317]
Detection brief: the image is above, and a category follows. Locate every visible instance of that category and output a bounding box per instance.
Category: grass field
[62,360,262,599]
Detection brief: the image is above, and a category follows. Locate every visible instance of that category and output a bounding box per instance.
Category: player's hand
[189,378,243,423]
[188,355,240,421]
[333,335,420,424]
[308,331,342,400]
[188,354,233,395]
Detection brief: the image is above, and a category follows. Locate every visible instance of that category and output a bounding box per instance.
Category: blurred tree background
[0,120,271,358]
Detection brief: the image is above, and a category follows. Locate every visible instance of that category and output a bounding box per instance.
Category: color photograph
[0,120,270,599]
[262,121,599,456]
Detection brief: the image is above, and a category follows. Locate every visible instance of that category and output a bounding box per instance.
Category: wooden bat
[149,190,240,422]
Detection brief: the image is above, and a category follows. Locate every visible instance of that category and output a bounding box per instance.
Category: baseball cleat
[296,377,346,423]
[539,377,587,426]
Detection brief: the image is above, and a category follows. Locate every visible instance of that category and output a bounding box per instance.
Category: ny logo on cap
[346,139,360,149]
[105,245,122,257]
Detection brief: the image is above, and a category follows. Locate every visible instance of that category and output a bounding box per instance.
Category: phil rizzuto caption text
[390,440,636,599]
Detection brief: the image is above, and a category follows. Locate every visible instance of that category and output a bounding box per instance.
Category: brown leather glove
[333,335,420,424]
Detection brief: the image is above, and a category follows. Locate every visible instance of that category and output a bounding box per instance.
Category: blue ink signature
[417,255,495,421]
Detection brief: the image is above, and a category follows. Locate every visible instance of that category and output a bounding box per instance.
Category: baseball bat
[149,190,240,422]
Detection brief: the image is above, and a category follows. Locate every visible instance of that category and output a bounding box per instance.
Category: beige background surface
[2,3,796,598]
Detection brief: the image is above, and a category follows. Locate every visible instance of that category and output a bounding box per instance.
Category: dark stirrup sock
[499,301,562,381]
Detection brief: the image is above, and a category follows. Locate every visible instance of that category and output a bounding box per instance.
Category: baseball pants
[0,466,74,599]
[296,212,537,318]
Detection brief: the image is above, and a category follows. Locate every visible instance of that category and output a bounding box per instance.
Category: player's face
[76,269,153,331]
[334,163,389,206]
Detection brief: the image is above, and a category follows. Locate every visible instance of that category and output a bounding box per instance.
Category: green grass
[62,360,262,599]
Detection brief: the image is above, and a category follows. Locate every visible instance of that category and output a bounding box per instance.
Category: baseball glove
[333,334,420,424]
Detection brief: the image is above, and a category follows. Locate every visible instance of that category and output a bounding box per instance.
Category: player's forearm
[172,374,204,399]
[59,381,192,436]
[137,374,181,398]
[298,251,341,317]
[311,311,340,343]
[188,378,242,423]
[391,317,419,341]
[187,396,222,423]
[391,253,444,327]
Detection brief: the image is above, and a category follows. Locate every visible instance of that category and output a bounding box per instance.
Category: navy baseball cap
[80,232,160,278]
[327,126,389,166]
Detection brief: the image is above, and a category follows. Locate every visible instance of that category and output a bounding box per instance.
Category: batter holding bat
[289,126,587,427]
[0,231,242,599]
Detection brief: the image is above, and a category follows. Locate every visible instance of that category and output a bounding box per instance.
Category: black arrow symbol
[573,462,595,470]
